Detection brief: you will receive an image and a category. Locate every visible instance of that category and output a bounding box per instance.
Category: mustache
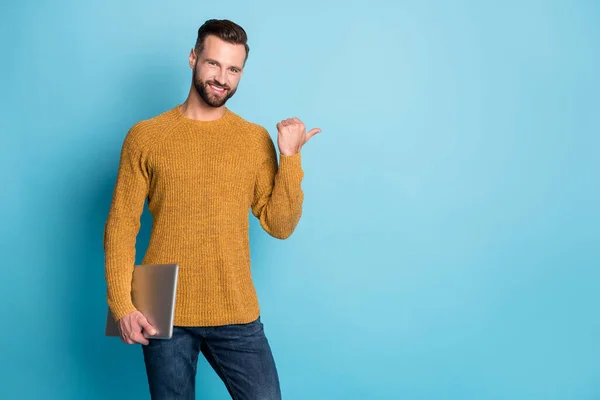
[206,81,230,91]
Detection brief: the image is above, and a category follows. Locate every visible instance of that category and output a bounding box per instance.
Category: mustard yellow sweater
[103,105,304,326]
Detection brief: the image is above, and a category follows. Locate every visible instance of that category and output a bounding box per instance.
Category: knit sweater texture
[103,104,304,326]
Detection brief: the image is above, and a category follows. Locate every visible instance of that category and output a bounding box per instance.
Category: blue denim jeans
[141,316,281,400]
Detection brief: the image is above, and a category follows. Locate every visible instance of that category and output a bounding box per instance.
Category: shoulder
[122,107,178,152]
[226,109,274,149]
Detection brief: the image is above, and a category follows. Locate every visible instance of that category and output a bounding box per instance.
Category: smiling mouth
[208,83,227,95]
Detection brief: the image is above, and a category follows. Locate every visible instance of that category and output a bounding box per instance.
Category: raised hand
[276,117,321,156]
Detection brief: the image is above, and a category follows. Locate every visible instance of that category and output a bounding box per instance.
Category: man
[103,19,321,400]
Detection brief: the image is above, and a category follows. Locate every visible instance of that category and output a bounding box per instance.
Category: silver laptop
[105,263,179,340]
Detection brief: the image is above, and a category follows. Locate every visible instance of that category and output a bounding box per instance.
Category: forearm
[103,216,139,321]
[253,152,304,239]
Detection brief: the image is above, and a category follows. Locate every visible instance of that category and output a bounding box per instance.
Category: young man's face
[190,35,246,108]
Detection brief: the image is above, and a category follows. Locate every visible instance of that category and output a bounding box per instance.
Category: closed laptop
[105,263,179,340]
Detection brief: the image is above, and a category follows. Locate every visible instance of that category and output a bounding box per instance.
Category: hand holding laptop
[105,263,179,342]
[118,310,158,345]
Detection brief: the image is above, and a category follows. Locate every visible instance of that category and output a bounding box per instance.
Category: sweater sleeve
[103,124,150,321]
[251,129,305,239]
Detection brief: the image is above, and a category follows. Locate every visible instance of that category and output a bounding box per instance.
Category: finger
[119,328,130,344]
[294,118,305,130]
[306,128,322,140]
[138,315,157,336]
[133,332,150,345]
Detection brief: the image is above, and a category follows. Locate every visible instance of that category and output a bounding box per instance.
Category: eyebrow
[205,58,243,71]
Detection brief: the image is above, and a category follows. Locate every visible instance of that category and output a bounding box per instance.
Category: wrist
[279,149,300,157]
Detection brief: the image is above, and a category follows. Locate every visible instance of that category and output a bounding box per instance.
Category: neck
[180,87,227,121]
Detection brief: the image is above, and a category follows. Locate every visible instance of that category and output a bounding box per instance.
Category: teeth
[210,84,225,92]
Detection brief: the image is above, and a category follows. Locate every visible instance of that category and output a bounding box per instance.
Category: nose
[214,68,227,87]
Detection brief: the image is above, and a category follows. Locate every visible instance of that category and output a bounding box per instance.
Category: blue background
[1,0,599,399]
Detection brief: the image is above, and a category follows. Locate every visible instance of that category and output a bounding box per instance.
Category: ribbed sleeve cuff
[106,271,137,321]
[108,298,137,322]
[278,152,304,181]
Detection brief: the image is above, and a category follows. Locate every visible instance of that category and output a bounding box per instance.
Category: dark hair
[195,19,249,63]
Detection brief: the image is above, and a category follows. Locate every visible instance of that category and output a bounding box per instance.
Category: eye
[207,61,217,66]
[230,68,240,74]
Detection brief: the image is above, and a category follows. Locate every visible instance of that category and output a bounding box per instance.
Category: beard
[193,67,237,108]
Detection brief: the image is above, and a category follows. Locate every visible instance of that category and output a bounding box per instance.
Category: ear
[188,48,196,69]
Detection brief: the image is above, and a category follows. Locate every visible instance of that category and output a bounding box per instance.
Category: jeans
[142,316,281,400]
